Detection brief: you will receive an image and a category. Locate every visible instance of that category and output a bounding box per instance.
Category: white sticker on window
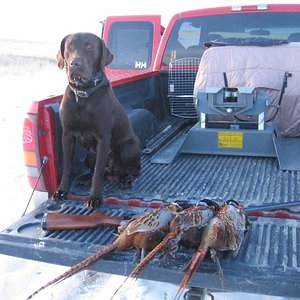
[135,61,147,69]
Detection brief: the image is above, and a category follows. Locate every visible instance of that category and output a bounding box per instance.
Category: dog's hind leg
[116,139,141,187]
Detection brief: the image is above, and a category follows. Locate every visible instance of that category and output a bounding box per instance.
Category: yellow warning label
[218,131,243,148]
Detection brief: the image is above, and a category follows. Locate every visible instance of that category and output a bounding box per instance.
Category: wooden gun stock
[42,212,123,230]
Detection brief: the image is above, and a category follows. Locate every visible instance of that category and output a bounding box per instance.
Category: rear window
[107,21,153,70]
[162,12,300,66]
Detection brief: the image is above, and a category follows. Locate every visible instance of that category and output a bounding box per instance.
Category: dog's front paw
[86,195,103,209]
[52,190,68,201]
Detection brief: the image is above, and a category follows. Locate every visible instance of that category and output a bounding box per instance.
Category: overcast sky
[1,0,300,43]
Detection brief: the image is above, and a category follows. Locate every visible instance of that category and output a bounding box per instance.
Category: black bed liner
[76,153,300,207]
[1,152,300,297]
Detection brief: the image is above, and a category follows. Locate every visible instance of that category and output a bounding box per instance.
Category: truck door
[102,15,163,81]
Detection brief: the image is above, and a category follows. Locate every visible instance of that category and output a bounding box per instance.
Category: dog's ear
[100,39,114,70]
[57,50,65,69]
[57,35,70,69]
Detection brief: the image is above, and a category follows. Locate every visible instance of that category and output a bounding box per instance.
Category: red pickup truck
[2,4,300,298]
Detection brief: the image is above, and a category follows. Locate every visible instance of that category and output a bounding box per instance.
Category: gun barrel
[245,201,300,213]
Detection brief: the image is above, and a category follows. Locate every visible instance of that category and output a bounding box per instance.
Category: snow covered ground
[0,38,296,300]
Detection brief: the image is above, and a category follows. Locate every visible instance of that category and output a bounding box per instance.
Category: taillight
[23,116,46,191]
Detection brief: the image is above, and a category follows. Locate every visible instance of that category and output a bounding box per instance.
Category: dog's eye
[67,44,73,51]
[86,43,93,50]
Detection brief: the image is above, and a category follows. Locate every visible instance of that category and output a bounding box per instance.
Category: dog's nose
[70,58,82,68]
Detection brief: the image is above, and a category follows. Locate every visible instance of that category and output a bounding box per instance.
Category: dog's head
[57,32,113,85]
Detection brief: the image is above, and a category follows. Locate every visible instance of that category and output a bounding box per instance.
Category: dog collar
[72,85,101,102]
[69,71,107,102]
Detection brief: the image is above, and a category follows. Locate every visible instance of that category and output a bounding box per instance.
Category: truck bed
[104,154,300,207]
[1,151,300,297]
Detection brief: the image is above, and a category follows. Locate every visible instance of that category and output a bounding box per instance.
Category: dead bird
[131,199,220,274]
[26,203,181,299]
[174,200,248,300]
[110,200,219,299]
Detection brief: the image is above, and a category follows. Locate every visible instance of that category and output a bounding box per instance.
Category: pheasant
[110,200,219,299]
[26,203,181,299]
[131,199,219,277]
[174,200,248,300]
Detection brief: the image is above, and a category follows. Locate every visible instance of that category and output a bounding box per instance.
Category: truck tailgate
[1,154,300,297]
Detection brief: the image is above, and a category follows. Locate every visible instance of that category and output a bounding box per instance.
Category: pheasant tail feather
[26,240,118,299]
[131,230,179,278]
[174,245,208,300]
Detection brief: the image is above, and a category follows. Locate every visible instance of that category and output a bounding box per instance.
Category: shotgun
[42,200,300,231]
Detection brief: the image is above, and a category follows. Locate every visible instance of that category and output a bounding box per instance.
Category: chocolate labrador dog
[53,32,141,208]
